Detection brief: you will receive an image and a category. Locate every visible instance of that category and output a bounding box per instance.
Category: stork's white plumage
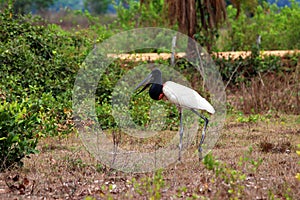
[163,81,215,114]
[135,68,215,161]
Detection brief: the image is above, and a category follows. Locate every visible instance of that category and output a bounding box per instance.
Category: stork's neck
[149,84,163,100]
[149,70,163,100]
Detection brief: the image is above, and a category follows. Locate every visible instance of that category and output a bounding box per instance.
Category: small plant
[84,196,96,200]
[128,169,165,199]
[96,163,104,173]
[236,113,259,123]
[203,151,221,171]
[176,186,188,198]
[238,146,263,173]
[203,147,263,199]
[296,144,300,181]
[203,153,246,198]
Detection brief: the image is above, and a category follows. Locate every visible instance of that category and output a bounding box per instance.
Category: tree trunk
[140,0,227,53]
[164,0,226,53]
[166,0,196,38]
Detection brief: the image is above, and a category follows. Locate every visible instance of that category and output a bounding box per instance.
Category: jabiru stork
[135,68,215,161]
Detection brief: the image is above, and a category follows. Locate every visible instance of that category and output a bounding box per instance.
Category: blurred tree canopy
[0,0,112,14]
[84,0,111,14]
[50,0,84,11]
[0,0,54,14]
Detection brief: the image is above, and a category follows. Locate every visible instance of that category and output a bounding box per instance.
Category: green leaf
[11,134,19,142]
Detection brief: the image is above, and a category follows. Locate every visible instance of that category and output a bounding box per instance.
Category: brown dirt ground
[0,114,299,199]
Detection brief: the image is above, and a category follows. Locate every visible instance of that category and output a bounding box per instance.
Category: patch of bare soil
[0,115,299,199]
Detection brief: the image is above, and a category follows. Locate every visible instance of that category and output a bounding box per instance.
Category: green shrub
[0,92,74,171]
[0,5,90,128]
[112,0,170,30]
[0,5,92,170]
[0,99,39,171]
[218,1,300,51]
[0,13,87,101]
[214,50,286,86]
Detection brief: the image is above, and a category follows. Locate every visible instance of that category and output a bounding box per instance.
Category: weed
[84,196,96,200]
[176,186,188,198]
[203,147,264,199]
[127,169,165,199]
[96,163,104,173]
[203,153,246,198]
[239,146,263,172]
[296,144,300,181]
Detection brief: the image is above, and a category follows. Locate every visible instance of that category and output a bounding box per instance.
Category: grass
[0,113,299,199]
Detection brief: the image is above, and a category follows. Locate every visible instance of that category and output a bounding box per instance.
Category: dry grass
[227,63,300,115]
[0,114,299,199]
[1,58,299,198]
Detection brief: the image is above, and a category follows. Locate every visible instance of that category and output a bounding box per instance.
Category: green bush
[0,92,75,171]
[112,0,170,30]
[0,6,93,170]
[214,50,287,86]
[0,99,39,171]
[0,6,90,122]
[0,13,87,101]
[218,1,300,51]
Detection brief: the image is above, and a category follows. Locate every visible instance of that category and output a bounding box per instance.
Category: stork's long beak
[135,72,152,94]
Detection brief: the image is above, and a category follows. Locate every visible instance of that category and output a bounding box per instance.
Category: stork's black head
[135,68,164,100]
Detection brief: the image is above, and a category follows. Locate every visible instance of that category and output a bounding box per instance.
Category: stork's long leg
[191,109,209,161]
[178,107,183,161]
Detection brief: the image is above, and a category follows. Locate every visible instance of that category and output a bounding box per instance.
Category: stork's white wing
[163,81,215,114]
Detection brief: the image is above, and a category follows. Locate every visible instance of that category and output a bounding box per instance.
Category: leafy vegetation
[0,0,55,14]
[214,46,299,114]
[297,144,300,181]
[217,1,300,51]
[84,0,111,14]
[203,147,264,199]
[0,0,111,14]
[0,99,39,170]
[127,169,165,199]
[0,7,92,169]
[112,0,170,30]
[1,0,299,168]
